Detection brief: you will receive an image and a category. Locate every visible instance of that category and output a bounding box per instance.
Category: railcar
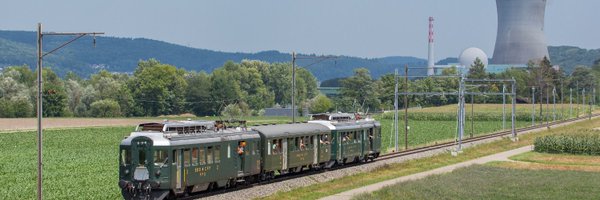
[118,120,261,199]
[252,123,332,179]
[309,113,381,164]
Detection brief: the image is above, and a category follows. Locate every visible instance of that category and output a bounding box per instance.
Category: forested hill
[0,30,426,80]
[1,30,597,79]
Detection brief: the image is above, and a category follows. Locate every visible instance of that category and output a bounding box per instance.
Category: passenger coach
[252,123,331,179]
[118,120,261,199]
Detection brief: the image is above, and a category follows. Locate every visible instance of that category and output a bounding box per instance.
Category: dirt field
[0,118,153,132]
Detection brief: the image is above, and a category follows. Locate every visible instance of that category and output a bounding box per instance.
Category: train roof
[311,113,355,121]
[251,123,330,138]
[308,118,380,130]
[121,128,260,147]
[135,120,215,133]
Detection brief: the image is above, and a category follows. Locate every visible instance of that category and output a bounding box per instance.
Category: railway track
[379,113,600,161]
[185,114,600,199]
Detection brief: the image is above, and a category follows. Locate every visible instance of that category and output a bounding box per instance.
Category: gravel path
[203,116,597,200]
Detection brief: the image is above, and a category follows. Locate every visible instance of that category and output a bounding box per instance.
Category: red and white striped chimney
[427,16,435,76]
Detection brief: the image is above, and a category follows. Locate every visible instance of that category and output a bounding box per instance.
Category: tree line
[0,57,598,118]
[0,59,318,118]
[335,57,600,112]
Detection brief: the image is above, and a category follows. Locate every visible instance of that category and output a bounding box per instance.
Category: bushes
[90,99,121,117]
[534,131,600,155]
[0,98,33,117]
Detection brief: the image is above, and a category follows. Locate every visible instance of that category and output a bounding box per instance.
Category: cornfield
[534,131,600,155]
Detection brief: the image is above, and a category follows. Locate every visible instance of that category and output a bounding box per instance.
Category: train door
[131,137,152,181]
[237,141,246,173]
[362,129,367,155]
[282,138,288,170]
[338,132,342,161]
[175,149,182,190]
[368,128,374,152]
[313,135,318,165]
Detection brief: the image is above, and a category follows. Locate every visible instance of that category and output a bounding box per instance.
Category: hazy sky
[1,0,598,60]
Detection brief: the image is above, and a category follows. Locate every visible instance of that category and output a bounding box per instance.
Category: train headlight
[125,169,130,175]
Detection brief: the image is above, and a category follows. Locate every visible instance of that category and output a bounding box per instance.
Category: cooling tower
[491,0,549,64]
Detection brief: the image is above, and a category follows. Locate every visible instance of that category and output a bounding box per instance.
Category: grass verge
[509,151,600,167]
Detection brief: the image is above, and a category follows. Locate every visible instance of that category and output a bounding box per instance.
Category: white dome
[459,47,488,68]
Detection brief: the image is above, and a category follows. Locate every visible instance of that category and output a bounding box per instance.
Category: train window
[207,147,214,164]
[137,149,146,166]
[192,148,199,165]
[199,148,206,165]
[183,149,191,167]
[172,150,177,164]
[306,137,309,149]
[289,138,296,151]
[267,140,272,155]
[272,139,281,155]
[298,137,305,150]
[320,134,330,145]
[214,146,221,163]
[342,132,349,143]
[153,150,168,166]
[279,139,283,153]
[120,149,131,165]
[254,142,259,155]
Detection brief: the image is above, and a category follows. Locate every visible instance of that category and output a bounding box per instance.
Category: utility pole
[502,84,506,130]
[532,87,535,126]
[589,87,593,120]
[393,69,399,152]
[471,94,474,137]
[577,81,580,117]
[560,80,564,120]
[583,88,586,118]
[455,74,465,154]
[36,25,42,200]
[546,87,549,127]
[404,64,409,150]
[511,78,517,138]
[553,86,556,121]
[593,86,596,114]
[570,88,573,118]
[36,23,103,200]
[291,52,296,123]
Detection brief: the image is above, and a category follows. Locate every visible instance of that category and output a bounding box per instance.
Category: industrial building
[428,0,549,75]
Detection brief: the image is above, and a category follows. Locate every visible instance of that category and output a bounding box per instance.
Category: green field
[0,127,129,199]
[376,103,594,152]
[377,119,531,152]
[352,164,600,200]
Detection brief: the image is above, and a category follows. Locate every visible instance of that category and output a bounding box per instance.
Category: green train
[118,113,381,199]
